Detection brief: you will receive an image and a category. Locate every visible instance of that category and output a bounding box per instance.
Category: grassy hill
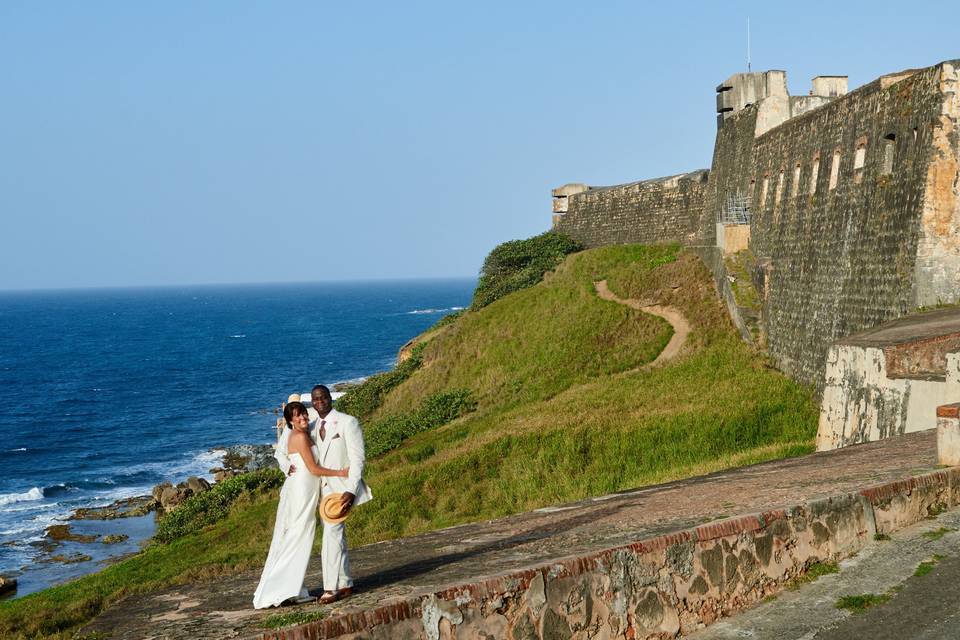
[0,244,818,638]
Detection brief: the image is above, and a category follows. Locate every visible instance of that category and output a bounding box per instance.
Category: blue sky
[1,1,956,289]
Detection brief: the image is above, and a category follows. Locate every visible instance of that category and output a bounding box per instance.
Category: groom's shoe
[318,591,339,605]
[336,587,354,601]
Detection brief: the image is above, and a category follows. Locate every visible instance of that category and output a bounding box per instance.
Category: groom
[282,385,372,604]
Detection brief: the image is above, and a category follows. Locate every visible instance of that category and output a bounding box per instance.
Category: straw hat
[319,493,351,524]
[287,393,301,404]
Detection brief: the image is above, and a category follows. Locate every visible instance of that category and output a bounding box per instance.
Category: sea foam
[0,487,43,507]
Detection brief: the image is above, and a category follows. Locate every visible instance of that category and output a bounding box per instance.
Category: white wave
[0,511,64,537]
[126,448,225,484]
[229,334,246,338]
[407,306,465,315]
[5,448,27,453]
[0,488,43,507]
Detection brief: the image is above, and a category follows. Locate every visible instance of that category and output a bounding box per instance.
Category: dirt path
[594,279,690,367]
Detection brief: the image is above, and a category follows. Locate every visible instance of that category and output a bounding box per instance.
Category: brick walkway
[81,431,939,639]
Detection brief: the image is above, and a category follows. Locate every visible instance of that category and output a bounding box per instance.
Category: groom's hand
[339,492,355,512]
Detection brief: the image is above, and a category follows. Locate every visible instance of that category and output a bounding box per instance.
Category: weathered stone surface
[71,495,157,520]
[186,476,211,494]
[159,486,188,510]
[817,311,960,450]
[45,524,98,543]
[101,534,130,545]
[0,576,16,598]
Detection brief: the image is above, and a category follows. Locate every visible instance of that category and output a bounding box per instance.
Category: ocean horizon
[0,277,475,597]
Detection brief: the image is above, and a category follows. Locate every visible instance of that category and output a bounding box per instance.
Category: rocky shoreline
[1,443,279,600]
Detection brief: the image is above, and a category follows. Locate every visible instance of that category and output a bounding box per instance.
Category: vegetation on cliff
[0,243,818,639]
[470,230,581,309]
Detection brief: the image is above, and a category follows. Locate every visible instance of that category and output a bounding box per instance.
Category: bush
[335,343,426,421]
[471,231,581,309]
[154,468,284,543]
[366,389,476,458]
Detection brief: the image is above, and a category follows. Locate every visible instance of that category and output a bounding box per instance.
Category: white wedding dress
[252,444,321,609]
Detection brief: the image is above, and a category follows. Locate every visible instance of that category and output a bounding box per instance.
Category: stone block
[937,403,960,465]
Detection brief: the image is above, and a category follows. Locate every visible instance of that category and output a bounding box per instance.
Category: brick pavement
[81,430,940,639]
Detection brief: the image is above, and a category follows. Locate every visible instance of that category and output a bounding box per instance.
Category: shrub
[471,231,581,309]
[154,468,284,543]
[366,389,476,458]
[335,343,426,421]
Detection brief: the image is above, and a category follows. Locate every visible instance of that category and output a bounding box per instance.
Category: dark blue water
[0,279,474,586]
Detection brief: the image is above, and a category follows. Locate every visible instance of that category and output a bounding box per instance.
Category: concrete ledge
[259,467,960,640]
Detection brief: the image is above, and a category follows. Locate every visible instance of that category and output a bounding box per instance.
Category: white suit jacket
[315,409,372,506]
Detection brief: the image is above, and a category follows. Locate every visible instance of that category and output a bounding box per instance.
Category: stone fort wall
[553,60,960,389]
[725,63,960,385]
[552,170,709,248]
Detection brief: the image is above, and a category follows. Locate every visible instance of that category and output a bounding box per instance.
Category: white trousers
[321,489,352,591]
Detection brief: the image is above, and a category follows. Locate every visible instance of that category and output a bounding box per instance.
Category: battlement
[715,70,847,132]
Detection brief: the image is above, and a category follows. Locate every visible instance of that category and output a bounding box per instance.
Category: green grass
[0,245,820,638]
[914,555,945,577]
[835,593,891,613]
[787,561,839,590]
[922,527,954,541]
[260,610,326,629]
[873,533,891,541]
[724,249,761,312]
[377,244,679,418]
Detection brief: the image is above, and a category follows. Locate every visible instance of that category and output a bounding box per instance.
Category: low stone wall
[257,468,960,640]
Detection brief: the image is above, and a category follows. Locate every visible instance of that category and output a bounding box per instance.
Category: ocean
[0,278,475,596]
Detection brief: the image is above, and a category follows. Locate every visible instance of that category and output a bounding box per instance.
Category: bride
[253,401,349,608]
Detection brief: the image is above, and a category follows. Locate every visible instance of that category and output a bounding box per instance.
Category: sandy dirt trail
[593,279,690,367]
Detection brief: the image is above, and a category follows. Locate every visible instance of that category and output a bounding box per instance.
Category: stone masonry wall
[260,467,960,640]
[553,170,709,248]
[698,105,760,247]
[743,65,952,385]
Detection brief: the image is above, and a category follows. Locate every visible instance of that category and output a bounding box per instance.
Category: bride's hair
[283,401,308,427]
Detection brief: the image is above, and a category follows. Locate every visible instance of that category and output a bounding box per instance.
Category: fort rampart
[553,60,960,393]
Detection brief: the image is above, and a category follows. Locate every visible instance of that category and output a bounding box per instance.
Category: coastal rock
[186,476,210,494]
[152,482,172,502]
[101,534,129,544]
[212,469,237,483]
[0,576,16,598]
[71,496,157,521]
[159,486,188,510]
[45,524,98,543]
[219,444,276,473]
[43,553,93,565]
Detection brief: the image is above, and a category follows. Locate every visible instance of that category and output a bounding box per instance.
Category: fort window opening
[810,157,820,195]
[882,134,896,175]
[761,175,770,208]
[829,149,841,190]
[792,163,801,198]
[854,145,866,170]
[775,170,784,207]
[853,137,867,184]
